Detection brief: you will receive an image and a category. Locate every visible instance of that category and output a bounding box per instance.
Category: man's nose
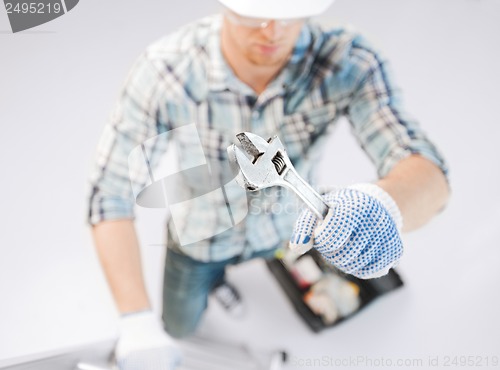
[260,20,285,41]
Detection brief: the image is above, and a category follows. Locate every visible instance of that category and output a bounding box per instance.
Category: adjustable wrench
[227,132,329,220]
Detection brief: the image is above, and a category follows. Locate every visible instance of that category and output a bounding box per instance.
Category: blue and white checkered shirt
[87,15,447,262]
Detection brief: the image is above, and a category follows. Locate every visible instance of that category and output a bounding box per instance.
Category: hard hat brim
[218,0,335,19]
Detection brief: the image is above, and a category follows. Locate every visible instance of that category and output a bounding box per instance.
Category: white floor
[1,0,499,369]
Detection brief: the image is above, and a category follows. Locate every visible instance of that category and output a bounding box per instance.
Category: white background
[1,0,499,368]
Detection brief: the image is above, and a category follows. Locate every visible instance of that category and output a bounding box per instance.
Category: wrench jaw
[263,136,293,175]
[227,133,292,192]
[236,132,269,159]
[226,144,261,191]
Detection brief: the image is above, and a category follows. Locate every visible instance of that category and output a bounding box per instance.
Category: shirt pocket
[279,102,337,162]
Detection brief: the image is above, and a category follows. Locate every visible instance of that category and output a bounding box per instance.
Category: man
[88,0,450,368]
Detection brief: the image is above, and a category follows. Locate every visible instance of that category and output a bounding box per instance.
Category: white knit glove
[289,183,403,279]
[115,311,182,370]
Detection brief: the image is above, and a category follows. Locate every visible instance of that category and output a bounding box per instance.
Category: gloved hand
[289,183,403,279]
[115,310,182,370]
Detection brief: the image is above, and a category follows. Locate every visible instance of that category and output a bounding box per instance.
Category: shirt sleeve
[87,52,171,225]
[345,34,448,179]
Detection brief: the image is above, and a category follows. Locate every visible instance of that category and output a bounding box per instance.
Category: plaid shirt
[88,15,447,262]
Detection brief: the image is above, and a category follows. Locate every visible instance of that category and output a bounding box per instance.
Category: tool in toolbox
[227,132,329,219]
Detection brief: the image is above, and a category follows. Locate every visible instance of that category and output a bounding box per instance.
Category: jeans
[162,245,277,338]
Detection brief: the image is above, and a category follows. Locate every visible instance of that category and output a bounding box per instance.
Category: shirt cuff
[87,198,135,225]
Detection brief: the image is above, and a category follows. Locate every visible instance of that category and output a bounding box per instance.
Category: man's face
[222,11,306,67]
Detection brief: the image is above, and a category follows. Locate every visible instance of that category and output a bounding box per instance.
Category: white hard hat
[218,0,335,19]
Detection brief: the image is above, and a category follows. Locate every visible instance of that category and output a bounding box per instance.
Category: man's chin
[249,54,288,68]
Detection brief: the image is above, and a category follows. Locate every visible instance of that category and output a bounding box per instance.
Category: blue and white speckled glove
[289,183,404,279]
[115,310,182,370]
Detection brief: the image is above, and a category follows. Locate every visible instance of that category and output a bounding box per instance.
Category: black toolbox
[266,249,404,332]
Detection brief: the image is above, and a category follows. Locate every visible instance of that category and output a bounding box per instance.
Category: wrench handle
[282,168,329,220]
